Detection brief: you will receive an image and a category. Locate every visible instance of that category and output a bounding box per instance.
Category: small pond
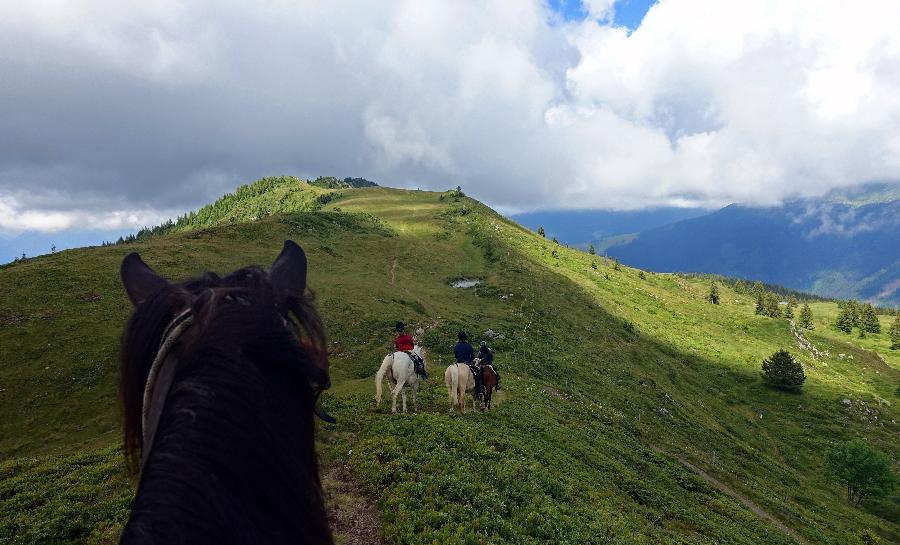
[450,278,482,289]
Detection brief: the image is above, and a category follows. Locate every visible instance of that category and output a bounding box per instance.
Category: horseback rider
[477,341,500,390]
[395,321,427,379]
[454,330,480,392]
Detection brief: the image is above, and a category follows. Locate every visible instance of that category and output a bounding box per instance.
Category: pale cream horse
[444,362,477,413]
[375,346,426,413]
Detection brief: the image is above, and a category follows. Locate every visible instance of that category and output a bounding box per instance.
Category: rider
[477,341,500,390]
[454,331,479,392]
[395,321,427,379]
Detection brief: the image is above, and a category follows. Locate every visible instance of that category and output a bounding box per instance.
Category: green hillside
[1,179,898,544]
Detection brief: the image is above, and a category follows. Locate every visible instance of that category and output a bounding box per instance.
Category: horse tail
[375,353,393,404]
[447,364,459,406]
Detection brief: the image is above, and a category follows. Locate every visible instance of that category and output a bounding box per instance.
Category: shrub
[761,349,805,391]
[859,529,880,545]
[824,439,897,506]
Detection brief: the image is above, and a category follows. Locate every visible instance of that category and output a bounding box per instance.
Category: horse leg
[391,375,407,414]
[401,388,407,413]
[412,383,418,413]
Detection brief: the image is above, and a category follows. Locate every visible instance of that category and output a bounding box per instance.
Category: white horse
[375,346,426,414]
[444,362,477,414]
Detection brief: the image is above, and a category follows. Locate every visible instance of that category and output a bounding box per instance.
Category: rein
[140,307,194,470]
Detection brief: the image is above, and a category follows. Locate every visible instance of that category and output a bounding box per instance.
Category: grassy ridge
[1,186,898,544]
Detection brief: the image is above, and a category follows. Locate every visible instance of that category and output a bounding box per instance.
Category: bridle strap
[140,308,194,470]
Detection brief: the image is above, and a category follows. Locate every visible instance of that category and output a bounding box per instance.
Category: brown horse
[118,241,334,545]
[479,363,498,411]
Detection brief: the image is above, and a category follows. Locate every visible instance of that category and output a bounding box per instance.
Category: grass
[1,184,897,544]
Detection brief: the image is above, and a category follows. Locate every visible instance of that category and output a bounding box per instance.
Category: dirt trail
[650,445,810,545]
[322,463,385,545]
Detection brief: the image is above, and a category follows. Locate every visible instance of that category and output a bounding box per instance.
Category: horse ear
[270,240,308,305]
[121,252,169,306]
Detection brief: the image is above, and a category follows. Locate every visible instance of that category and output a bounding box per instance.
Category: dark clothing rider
[478,341,501,390]
[454,330,481,392]
[395,321,427,379]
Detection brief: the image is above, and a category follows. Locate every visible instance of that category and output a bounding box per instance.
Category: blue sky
[548,0,657,29]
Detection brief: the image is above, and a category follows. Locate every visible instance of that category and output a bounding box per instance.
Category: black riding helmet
[396,321,406,333]
[479,341,488,351]
[458,330,467,341]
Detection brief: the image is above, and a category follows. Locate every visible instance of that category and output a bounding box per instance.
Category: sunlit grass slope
[1,181,897,544]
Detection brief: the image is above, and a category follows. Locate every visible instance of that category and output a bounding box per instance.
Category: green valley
[1,178,897,544]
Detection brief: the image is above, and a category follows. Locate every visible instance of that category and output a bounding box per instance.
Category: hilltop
[1,178,898,544]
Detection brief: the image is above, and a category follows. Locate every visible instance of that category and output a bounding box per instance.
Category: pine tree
[798,304,814,330]
[835,306,854,333]
[537,226,545,238]
[552,236,559,244]
[890,314,900,350]
[708,283,720,305]
[847,300,861,329]
[755,292,766,315]
[752,281,765,298]
[588,243,596,255]
[761,349,805,391]
[765,292,782,318]
[861,304,881,334]
[784,296,797,319]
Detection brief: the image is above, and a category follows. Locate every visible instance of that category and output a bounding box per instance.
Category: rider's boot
[495,373,502,390]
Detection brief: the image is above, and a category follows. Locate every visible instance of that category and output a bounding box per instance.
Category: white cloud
[1,0,899,230]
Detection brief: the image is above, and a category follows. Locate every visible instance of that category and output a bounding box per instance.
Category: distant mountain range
[510,207,713,250]
[514,184,900,306]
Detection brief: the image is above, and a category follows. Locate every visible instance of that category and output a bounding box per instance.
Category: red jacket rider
[394,321,414,351]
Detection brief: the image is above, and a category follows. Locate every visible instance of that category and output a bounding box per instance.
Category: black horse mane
[119,264,332,544]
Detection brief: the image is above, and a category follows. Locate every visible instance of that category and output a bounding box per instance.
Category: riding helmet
[458,330,467,341]
[396,321,405,332]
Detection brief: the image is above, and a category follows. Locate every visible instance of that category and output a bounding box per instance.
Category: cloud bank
[2,0,899,232]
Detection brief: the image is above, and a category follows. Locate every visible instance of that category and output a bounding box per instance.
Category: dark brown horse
[118,241,334,545]
[479,364,498,411]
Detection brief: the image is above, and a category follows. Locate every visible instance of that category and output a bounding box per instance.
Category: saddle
[404,351,427,379]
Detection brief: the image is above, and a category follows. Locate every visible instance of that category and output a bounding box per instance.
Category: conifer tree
[765,292,782,318]
[537,226,545,238]
[588,243,596,255]
[798,303,814,329]
[847,300,861,329]
[755,292,766,315]
[752,281,765,298]
[890,314,900,350]
[861,304,881,334]
[762,349,805,391]
[784,296,797,319]
[708,282,720,305]
[835,306,854,333]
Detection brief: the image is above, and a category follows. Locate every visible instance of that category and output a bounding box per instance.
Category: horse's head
[118,240,331,471]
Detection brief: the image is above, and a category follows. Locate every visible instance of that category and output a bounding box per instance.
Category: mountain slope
[606,193,900,306]
[1,181,898,544]
[510,207,711,249]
